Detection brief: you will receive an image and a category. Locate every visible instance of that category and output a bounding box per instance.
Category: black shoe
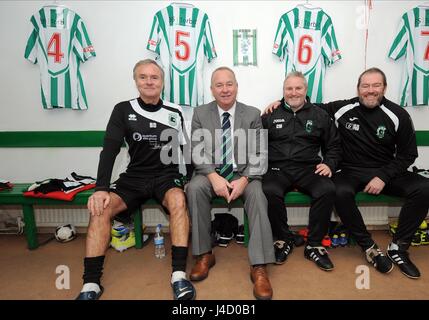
[274,240,294,265]
[171,279,196,300]
[75,284,104,300]
[365,244,393,274]
[304,245,334,271]
[387,249,421,279]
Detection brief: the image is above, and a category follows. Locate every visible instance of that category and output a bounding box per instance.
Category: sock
[83,256,105,285]
[81,283,101,294]
[171,271,187,284]
[388,242,399,251]
[172,246,188,273]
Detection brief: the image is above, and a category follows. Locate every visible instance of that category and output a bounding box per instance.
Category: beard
[358,93,383,108]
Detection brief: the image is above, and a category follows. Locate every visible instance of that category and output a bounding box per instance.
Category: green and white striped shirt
[389,5,429,107]
[147,3,217,107]
[272,5,341,103]
[24,5,95,110]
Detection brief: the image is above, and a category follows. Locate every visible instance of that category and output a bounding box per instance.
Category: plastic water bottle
[154,224,165,259]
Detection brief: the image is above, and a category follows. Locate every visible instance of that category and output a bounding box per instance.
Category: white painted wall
[0,0,428,182]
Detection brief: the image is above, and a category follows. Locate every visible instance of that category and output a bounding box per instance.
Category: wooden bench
[0,130,428,250]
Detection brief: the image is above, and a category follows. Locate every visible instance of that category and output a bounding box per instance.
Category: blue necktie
[220,112,233,181]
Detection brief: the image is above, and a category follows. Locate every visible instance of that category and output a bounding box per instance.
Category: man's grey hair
[133,59,164,81]
[284,71,308,88]
[210,66,237,86]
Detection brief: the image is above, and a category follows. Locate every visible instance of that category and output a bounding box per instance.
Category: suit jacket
[191,101,267,179]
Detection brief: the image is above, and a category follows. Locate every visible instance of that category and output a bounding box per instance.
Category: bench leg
[22,205,38,250]
[244,211,249,248]
[133,208,143,249]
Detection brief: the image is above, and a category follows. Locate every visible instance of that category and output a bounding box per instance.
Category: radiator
[0,206,247,228]
[0,205,402,229]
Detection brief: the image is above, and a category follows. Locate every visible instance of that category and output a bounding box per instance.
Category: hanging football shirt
[389,5,429,107]
[272,4,341,103]
[24,5,95,110]
[147,3,217,107]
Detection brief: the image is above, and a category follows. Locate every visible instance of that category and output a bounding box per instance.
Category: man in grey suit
[186,67,275,300]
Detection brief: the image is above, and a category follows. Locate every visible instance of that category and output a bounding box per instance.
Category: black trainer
[218,233,233,247]
[171,279,196,300]
[365,243,394,274]
[387,249,421,279]
[304,245,334,271]
[274,240,294,264]
[236,225,245,244]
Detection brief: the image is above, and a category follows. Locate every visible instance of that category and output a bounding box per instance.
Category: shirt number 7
[422,31,429,61]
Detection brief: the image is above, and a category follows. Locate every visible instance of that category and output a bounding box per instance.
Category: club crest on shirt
[305,120,313,133]
[168,113,178,127]
[376,125,386,139]
[174,179,182,187]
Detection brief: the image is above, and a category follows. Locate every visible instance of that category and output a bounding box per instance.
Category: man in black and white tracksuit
[262,71,341,271]
[76,59,196,300]
[320,68,429,279]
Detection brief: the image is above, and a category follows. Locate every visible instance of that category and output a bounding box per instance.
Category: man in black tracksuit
[320,68,429,279]
[261,71,341,271]
[266,67,429,278]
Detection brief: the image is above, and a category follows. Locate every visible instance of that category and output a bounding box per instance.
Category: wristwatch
[243,175,253,183]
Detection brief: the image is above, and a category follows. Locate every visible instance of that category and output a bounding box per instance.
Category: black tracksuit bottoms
[333,167,429,251]
[262,166,336,247]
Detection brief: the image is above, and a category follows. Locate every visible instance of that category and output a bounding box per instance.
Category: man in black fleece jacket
[261,71,341,271]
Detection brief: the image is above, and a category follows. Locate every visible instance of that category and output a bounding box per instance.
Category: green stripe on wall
[416,131,429,146]
[0,131,105,147]
[0,131,428,148]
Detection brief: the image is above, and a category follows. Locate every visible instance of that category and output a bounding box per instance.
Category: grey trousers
[186,174,275,265]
